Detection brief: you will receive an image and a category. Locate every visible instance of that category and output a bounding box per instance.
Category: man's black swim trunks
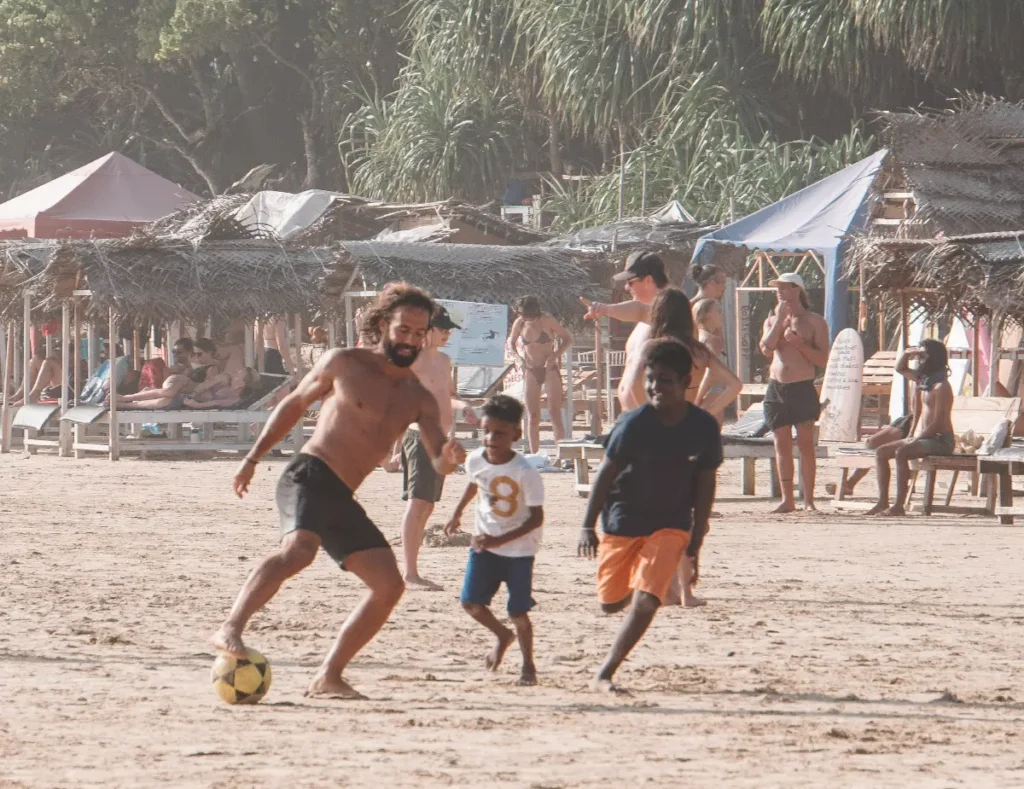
[276,453,389,569]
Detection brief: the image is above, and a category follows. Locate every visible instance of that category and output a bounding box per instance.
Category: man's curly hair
[359,282,436,346]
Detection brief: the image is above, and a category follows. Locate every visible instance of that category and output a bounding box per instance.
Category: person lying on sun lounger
[183,368,261,409]
[109,339,198,409]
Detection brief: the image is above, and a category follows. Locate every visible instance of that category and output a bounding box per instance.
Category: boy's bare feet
[802,502,817,512]
[517,667,538,686]
[882,505,906,517]
[683,593,707,608]
[405,575,443,591]
[486,628,516,671]
[864,503,888,516]
[305,673,367,700]
[772,502,797,514]
[211,624,247,658]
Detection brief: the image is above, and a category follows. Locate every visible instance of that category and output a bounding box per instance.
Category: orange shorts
[596,528,689,605]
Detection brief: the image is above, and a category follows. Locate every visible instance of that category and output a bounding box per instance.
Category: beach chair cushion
[12,403,60,431]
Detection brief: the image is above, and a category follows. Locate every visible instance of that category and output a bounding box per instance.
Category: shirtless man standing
[758,273,830,512]
[580,251,670,414]
[399,305,477,590]
[212,283,466,699]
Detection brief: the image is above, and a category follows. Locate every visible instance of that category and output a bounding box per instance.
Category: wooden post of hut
[593,321,604,436]
[971,315,981,397]
[58,303,72,457]
[1,322,14,453]
[988,313,1003,396]
[22,293,34,454]
[254,320,265,372]
[563,345,574,441]
[108,308,119,461]
[72,300,81,406]
[291,313,306,452]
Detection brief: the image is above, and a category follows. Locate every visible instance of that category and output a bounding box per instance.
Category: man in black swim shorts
[759,273,831,513]
[212,283,466,700]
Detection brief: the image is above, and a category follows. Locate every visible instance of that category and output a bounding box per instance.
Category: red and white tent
[0,152,199,239]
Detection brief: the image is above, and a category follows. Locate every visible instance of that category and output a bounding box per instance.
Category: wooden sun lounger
[11,403,63,454]
[60,374,294,459]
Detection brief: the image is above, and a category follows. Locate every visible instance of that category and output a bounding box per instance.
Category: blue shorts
[459,550,535,615]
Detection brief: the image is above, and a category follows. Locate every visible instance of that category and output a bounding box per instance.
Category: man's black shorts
[276,453,389,569]
[401,430,445,503]
[763,378,821,432]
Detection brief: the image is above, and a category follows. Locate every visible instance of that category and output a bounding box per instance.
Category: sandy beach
[2,451,1022,788]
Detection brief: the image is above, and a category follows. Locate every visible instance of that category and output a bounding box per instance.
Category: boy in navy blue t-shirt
[578,338,722,691]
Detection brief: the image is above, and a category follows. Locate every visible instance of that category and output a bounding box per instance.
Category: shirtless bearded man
[212,283,466,699]
[758,273,830,512]
[399,305,478,590]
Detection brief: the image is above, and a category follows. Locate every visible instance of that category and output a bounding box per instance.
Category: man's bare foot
[864,503,888,516]
[882,505,906,517]
[683,594,707,608]
[772,502,797,514]
[486,628,516,671]
[592,676,630,694]
[517,667,538,686]
[663,592,682,606]
[305,673,367,700]
[802,501,817,512]
[211,624,247,658]
[405,575,443,591]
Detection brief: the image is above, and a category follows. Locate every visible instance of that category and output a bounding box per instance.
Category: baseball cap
[767,272,806,291]
[612,250,667,282]
[431,305,461,331]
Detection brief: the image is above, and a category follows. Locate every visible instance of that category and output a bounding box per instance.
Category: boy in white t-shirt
[445,395,545,685]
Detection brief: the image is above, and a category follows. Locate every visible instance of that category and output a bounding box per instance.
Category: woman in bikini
[508,296,573,453]
[692,297,732,422]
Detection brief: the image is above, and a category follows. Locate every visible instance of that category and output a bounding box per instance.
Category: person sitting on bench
[866,340,955,516]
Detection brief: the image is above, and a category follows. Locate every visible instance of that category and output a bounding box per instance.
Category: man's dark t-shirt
[601,403,723,538]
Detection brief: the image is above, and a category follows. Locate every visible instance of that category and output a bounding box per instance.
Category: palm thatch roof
[542,202,718,280]
[140,192,550,246]
[0,237,606,326]
[882,99,1024,236]
[324,242,608,326]
[848,232,1024,324]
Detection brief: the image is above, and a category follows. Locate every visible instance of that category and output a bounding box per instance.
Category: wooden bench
[833,396,1021,518]
[557,403,828,500]
[862,350,897,426]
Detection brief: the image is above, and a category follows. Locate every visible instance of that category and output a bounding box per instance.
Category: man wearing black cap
[399,305,479,590]
[581,251,670,412]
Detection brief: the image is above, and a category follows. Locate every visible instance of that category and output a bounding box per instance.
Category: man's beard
[383,338,419,368]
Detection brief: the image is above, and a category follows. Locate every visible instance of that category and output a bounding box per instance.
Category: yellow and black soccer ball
[211,648,272,705]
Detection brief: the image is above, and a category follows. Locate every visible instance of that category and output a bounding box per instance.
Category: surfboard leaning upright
[819,328,865,443]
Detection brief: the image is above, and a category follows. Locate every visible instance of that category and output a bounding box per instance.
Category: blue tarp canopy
[691,148,889,341]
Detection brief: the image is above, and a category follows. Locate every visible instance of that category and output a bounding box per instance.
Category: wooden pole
[293,313,304,377]
[988,313,1002,396]
[1,322,13,453]
[899,292,911,407]
[23,294,33,453]
[563,347,574,441]
[734,286,743,384]
[108,308,119,461]
[971,314,981,398]
[72,300,81,405]
[345,295,354,348]
[132,327,141,370]
[593,322,604,435]
[86,322,97,378]
[243,321,255,368]
[59,303,71,456]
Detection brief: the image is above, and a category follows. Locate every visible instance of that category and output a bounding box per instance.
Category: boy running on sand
[445,395,544,685]
[578,339,722,692]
